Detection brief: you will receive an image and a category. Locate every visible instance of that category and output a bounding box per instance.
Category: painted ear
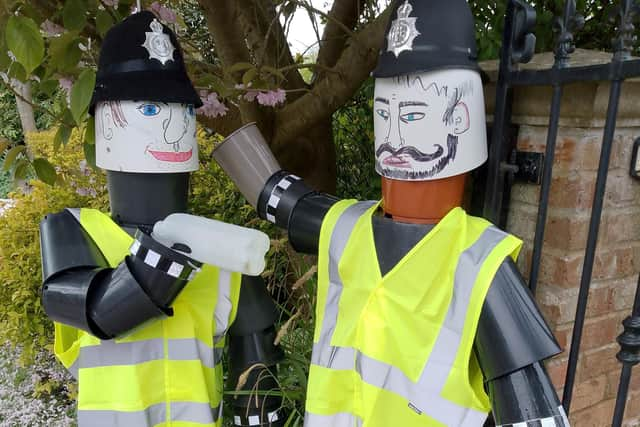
[100,103,115,141]
[452,101,470,135]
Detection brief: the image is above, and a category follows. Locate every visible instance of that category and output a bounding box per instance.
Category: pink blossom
[235,83,259,102]
[149,1,178,24]
[58,77,73,93]
[243,90,259,102]
[40,20,64,37]
[197,92,228,118]
[256,89,286,107]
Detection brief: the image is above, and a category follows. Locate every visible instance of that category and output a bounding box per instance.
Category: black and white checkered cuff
[498,414,568,427]
[264,174,301,223]
[233,409,281,426]
[129,239,200,281]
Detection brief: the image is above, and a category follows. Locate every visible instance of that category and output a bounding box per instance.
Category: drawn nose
[163,105,188,145]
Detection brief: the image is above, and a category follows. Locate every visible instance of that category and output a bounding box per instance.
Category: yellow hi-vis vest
[53,208,241,427]
[305,201,522,427]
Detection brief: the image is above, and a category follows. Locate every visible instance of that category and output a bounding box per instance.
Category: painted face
[373,69,487,181]
[95,101,198,173]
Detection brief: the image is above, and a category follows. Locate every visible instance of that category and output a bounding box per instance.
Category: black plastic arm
[475,257,562,381]
[488,362,570,426]
[227,275,286,427]
[257,171,340,254]
[40,210,109,282]
[40,210,187,339]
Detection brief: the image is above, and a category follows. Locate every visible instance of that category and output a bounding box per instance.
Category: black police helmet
[89,11,202,115]
[372,0,481,78]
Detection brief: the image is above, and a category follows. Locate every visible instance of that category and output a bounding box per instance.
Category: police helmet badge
[142,18,175,65]
[387,0,420,57]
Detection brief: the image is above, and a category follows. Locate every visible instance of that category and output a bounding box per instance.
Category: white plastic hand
[152,213,270,276]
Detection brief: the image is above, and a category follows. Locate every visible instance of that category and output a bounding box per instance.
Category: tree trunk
[272,116,336,194]
[12,81,36,134]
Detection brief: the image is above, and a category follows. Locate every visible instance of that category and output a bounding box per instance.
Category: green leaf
[32,158,57,185]
[38,79,59,96]
[54,125,72,151]
[49,32,83,73]
[2,145,26,172]
[95,10,114,37]
[70,69,96,125]
[227,62,254,74]
[261,66,286,81]
[84,116,95,144]
[7,61,27,82]
[0,138,9,155]
[13,158,29,180]
[83,142,97,170]
[5,16,44,74]
[63,0,88,32]
[242,68,257,86]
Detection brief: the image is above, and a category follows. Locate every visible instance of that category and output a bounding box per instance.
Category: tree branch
[272,5,391,150]
[196,0,267,129]
[234,0,307,94]
[316,0,367,74]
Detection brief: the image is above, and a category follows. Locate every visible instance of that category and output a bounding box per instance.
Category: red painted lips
[148,148,193,162]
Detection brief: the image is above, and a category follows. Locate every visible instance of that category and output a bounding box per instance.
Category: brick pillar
[482,49,640,426]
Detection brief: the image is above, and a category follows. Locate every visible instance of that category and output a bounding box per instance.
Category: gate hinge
[513,151,544,184]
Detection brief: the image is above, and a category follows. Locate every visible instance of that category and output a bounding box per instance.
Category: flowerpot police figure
[212,1,571,426]
[39,12,285,427]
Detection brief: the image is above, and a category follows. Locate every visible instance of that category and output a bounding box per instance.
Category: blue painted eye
[400,112,425,123]
[187,105,195,117]
[137,103,161,117]
[376,109,390,120]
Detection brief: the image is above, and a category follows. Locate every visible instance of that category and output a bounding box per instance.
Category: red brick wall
[505,120,640,426]
[482,50,640,426]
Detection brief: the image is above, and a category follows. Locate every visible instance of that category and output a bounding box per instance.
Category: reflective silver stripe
[65,207,81,222]
[305,411,363,427]
[309,202,507,426]
[167,338,224,368]
[68,360,79,380]
[79,338,223,369]
[171,402,221,423]
[78,402,165,427]
[79,338,165,367]
[214,269,233,344]
[78,402,221,426]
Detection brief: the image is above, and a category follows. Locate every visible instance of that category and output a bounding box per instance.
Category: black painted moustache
[375,143,444,162]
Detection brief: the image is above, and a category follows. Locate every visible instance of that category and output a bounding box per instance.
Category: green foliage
[471,0,626,61]
[70,69,95,125]
[333,78,379,201]
[5,15,45,74]
[0,128,108,361]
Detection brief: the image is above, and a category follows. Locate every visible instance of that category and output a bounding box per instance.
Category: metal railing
[484,0,640,424]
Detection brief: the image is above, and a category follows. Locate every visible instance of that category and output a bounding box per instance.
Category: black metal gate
[484,0,640,425]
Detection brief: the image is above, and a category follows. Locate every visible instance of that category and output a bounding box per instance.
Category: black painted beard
[375,134,459,180]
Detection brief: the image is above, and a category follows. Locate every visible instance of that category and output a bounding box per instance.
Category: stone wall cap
[480,49,639,83]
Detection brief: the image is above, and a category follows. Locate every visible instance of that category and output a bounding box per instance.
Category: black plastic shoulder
[229,275,279,336]
[256,171,339,254]
[40,209,108,282]
[288,193,340,254]
[475,257,562,381]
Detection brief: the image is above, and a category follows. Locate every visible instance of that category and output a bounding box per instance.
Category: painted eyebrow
[374,97,389,105]
[399,101,428,108]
